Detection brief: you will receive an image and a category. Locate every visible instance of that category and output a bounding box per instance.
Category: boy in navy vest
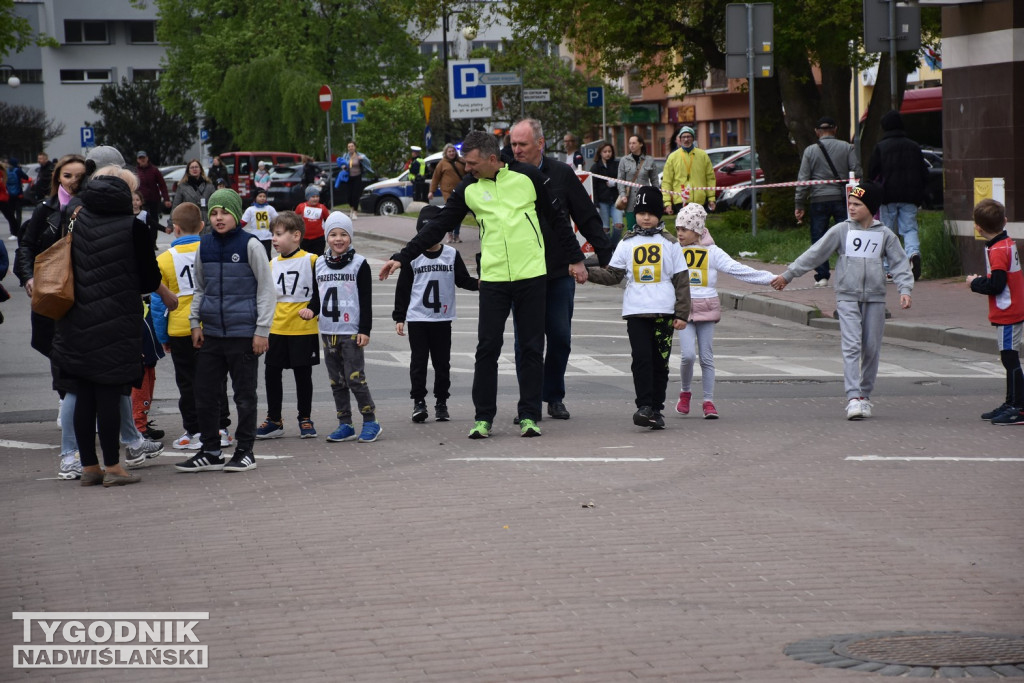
[177,189,276,473]
[392,206,478,422]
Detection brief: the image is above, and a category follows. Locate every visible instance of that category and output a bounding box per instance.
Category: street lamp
[0,64,20,88]
[440,10,478,80]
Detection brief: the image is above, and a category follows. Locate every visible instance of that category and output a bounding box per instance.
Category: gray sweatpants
[679,321,716,401]
[836,301,886,399]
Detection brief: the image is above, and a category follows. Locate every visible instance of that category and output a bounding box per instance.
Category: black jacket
[867,130,929,205]
[538,156,612,274]
[15,194,63,286]
[590,157,620,205]
[50,176,161,385]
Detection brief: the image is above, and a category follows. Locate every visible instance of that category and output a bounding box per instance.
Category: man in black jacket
[867,110,930,280]
[509,118,613,421]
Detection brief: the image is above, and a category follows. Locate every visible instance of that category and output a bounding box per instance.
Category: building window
[707,68,727,91]
[127,21,157,44]
[60,69,113,84]
[628,69,643,98]
[708,121,721,148]
[420,42,440,56]
[725,119,738,145]
[131,68,161,82]
[1,69,43,84]
[64,20,110,44]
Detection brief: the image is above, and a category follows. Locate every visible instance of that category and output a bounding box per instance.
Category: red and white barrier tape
[585,171,856,200]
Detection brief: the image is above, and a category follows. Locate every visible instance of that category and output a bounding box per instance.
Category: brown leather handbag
[30,206,81,320]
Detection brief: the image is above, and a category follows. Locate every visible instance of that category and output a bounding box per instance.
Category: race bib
[683,246,709,287]
[272,256,315,303]
[169,247,197,296]
[303,206,321,221]
[845,230,882,259]
[631,242,663,283]
[253,209,271,231]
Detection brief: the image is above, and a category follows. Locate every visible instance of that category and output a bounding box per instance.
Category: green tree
[0,103,64,161]
[0,0,58,60]
[156,0,425,154]
[351,94,426,177]
[85,78,197,166]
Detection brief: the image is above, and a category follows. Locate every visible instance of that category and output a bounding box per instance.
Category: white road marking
[0,440,58,450]
[159,454,293,460]
[449,457,664,463]
[848,455,1024,462]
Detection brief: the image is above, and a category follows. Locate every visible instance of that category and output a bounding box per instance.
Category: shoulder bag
[30,206,81,320]
[615,159,645,211]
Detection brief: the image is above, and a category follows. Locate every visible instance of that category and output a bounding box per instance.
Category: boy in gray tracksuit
[772,182,913,421]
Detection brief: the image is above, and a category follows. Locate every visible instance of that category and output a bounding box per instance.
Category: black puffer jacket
[50,176,161,385]
[867,126,929,205]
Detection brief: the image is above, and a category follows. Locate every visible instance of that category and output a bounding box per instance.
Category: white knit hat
[675,202,708,235]
[324,211,353,239]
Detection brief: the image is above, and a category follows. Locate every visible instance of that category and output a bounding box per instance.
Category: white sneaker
[125,439,164,467]
[349,210,358,220]
[846,398,864,420]
[57,452,82,480]
[173,432,202,450]
[814,278,829,288]
[859,398,873,418]
[7,234,17,240]
[219,428,233,448]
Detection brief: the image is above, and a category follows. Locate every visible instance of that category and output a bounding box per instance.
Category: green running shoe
[468,421,491,439]
[519,418,541,437]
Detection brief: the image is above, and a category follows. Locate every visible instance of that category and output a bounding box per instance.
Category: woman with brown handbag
[429,144,466,242]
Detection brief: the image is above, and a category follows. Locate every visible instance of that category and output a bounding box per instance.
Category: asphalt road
[1,235,1020,682]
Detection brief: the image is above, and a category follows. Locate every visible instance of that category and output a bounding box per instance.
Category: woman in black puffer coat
[50,167,161,487]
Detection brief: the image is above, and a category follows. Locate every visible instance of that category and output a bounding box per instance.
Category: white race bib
[272,255,315,303]
[169,247,197,296]
[303,206,321,221]
[845,229,882,259]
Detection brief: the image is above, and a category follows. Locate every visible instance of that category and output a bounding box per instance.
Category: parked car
[160,165,186,197]
[715,178,765,211]
[711,147,763,188]
[216,151,306,201]
[359,151,444,216]
[921,149,943,210]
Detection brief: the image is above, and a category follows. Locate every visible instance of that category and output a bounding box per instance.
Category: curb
[721,288,991,354]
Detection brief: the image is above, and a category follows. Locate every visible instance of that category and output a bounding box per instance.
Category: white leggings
[679,321,716,401]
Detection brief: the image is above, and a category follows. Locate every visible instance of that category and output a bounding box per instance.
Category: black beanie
[634,186,664,219]
[881,110,904,132]
[849,181,883,215]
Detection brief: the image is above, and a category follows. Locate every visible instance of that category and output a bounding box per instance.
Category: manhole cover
[837,633,1024,667]
[785,631,1024,677]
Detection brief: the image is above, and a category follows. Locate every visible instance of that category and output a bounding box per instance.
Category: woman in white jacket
[674,203,775,419]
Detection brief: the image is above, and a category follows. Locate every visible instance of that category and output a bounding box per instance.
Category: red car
[711,147,764,188]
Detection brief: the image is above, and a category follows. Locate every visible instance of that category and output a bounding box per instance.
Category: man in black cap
[867,110,929,280]
[794,116,861,288]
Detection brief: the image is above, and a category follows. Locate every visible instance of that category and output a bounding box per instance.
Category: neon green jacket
[661,147,716,207]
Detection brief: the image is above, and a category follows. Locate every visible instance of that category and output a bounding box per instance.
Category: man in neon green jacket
[380,131,586,439]
[661,126,717,229]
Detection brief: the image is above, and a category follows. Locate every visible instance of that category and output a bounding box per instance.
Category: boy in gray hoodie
[772,181,913,420]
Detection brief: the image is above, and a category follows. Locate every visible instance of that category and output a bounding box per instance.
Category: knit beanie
[848,181,882,215]
[208,188,243,225]
[633,186,664,218]
[881,110,904,132]
[85,146,126,176]
[305,184,321,200]
[324,211,353,239]
[675,202,708,236]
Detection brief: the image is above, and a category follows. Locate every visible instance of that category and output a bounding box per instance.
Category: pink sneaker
[675,391,691,415]
[703,401,719,419]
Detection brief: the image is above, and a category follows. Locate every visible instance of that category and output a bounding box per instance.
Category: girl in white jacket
[674,204,775,418]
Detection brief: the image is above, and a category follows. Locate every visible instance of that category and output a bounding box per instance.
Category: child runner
[315,212,382,443]
[176,189,275,472]
[392,205,478,422]
[295,184,328,256]
[967,199,1024,425]
[674,203,775,419]
[586,186,690,429]
[240,187,278,259]
[771,181,913,420]
[256,211,321,439]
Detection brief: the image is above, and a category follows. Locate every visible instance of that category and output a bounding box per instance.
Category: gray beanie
[87,146,126,169]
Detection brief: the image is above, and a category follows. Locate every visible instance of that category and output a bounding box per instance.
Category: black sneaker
[142,425,165,440]
[633,406,656,428]
[411,400,428,423]
[224,449,257,472]
[982,402,1012,420]
[434,402,450,422]
[175,452,225,472]
[651,410,665,430]
[910,253,921,280]
[991,406,1024,426]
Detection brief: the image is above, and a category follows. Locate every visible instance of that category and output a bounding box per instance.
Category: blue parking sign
[587,87,603,107]
[448,59,491,120]
[80,126,95,148]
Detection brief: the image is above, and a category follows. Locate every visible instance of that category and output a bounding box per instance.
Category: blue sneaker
[358,421,382,443]
[326,423,357,442]
[298,418,317,439]
[256,418,284,439]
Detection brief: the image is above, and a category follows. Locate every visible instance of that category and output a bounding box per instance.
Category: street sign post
[318,85,332,112]
[80,126,95,149]
[319,85,334,207]
[587,87,606,141]
[522,89,550,102]
[448,59,491,120]
[478,71,520,86]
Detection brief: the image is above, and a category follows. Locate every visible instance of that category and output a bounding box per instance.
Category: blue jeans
[808,200,846,282]
[880,202,919,257]
[59,394,143,456]
[597,202,624,252]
